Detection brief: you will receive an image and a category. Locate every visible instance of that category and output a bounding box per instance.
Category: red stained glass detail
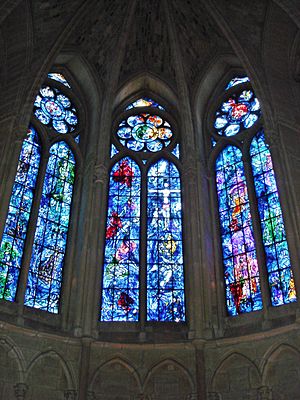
[106,212,122,239]
[113,160,134,187]
[229,99,249,120]
[118,291,134,312]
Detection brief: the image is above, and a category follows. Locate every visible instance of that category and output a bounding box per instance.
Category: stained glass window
[0,69,79,314]
[216,146,262,315]
[212,76,297,316]
[101,98,185,322]
[101,158,141,321]
[250,130,297,306]
[0,127,41,301]
[24,142,75,313]
[147,160,185,321]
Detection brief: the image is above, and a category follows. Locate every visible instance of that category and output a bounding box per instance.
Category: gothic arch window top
[211,75,297,316]
[100,96,185,322]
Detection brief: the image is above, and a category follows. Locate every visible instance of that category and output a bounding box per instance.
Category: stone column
[87,391,96,400]
[257,386,272,400]
[64,389,77,400]
[14,383,28,400]
[207,392,222,400]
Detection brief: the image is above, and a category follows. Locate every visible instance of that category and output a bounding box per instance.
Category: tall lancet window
[0,72,80,313]
[211,76,297,316]
[101,97,185,322]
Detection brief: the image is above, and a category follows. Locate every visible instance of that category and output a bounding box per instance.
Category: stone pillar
[14,383,28,400]
[257,386,272,400]
[207,392,221,400]
[64,389,77,400]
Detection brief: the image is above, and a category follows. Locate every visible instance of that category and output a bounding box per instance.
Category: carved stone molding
[14,383,28,400]
[257,386,272,400]
[134,395,150,400]
[187,393,199,400]
[93,163,108,184]
[64,389,77,400]
[207,392,221,400]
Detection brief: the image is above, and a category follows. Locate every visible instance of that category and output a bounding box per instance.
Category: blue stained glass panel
[216,146,263,316]
[147,160,185,322]
[48,73,71,88]
[24,142,75,313]
[0,127,41,301]
[226,76,250,90]
[101,157,141,321]
[34,85,78,134]
[250,130,297,306]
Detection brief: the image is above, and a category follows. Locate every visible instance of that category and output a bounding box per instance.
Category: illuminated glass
[48,73,71,89]
[126,97,165,110]
[251,130,297,306]
[24,142,75,313]
[214,89,261,136]
[34,85,78,134]
[101,158,141,321]
[147,160,185,321]
[0,127,41,301]
[216,146,262,315]
[226,76,250,90]
[116,114,173,152]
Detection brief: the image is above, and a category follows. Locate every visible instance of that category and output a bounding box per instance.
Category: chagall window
[100,97,185,322]
[212,76,297,316]
[0,72,79,313]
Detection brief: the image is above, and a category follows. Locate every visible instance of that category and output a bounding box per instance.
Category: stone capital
[94,163,108,184]
[207,392,221,400]
[14,383,28,400]
[64,389,77,400]
[257,386,272,400]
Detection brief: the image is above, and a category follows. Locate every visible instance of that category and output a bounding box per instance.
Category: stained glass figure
[34,85,78,134]
[216,146,263,315]
[101,157,141,321]
[116,114,173,152]
[48,73,71,89]
[24,142,75,313]
[0,127,41,301]
[147,160,185,321]
[125,97,165,110]
[226,76,250,90]
[250,130,297,306]
[214,89,261,136]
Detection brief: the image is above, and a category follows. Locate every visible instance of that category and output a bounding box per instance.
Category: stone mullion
[16,145,49,312]
[208,170,227,335]
[139,165,147,332]
[264,132,300,305]
[242,151,271,314]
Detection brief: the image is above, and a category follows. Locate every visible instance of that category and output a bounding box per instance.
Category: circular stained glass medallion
[116,113,173,152]
[214,89,261,137]
[34,86,78,134]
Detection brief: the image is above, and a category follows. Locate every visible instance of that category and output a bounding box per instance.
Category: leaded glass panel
[101,157,141,321]
[0,127,41,301]
[216,146,263,315]
[147,160,185,322]
[24,142,75,313]
[250,131,297,306]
